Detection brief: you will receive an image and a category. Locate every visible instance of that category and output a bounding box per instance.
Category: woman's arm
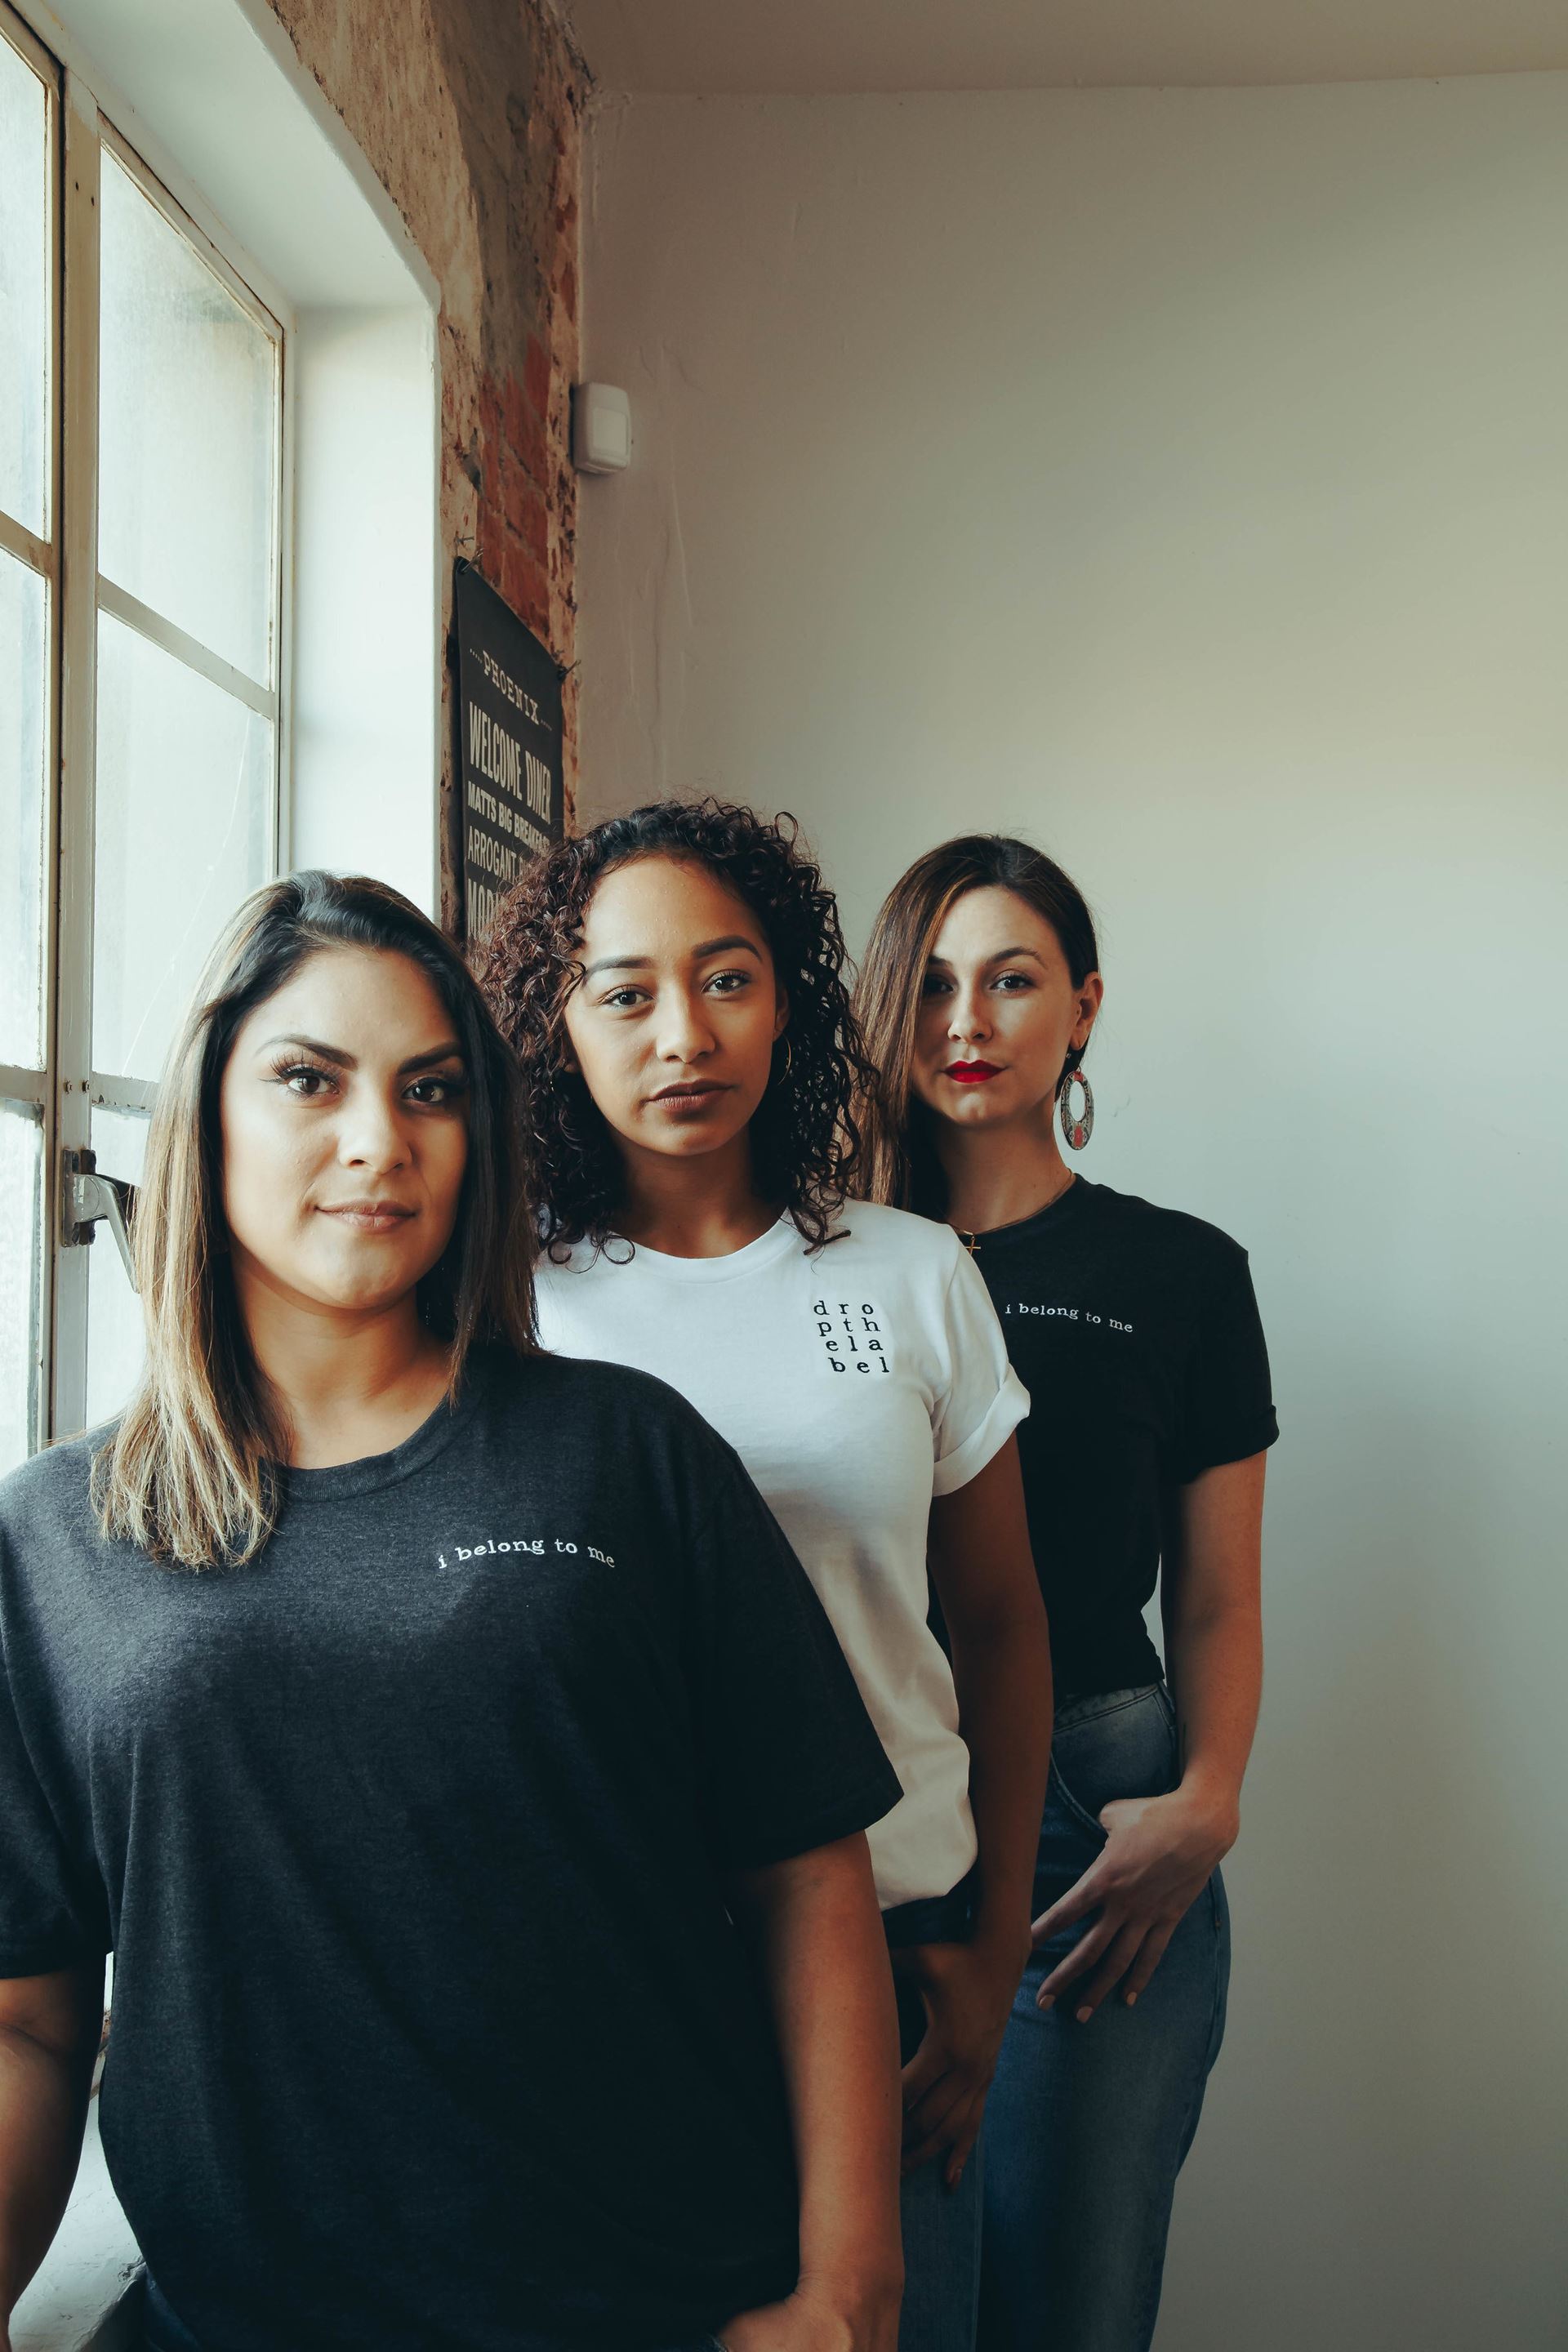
[724,1831,903,2352]
[0,1963,104,2343]
[1160,1450,1266,1841]
[903,1436,1053,2187]
[1033,1450,1266,2019]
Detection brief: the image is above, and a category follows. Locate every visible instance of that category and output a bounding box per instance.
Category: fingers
[1060,1920,1145,2021]
[1120,1922,1176,2007]
[902,2078,964,2163]
[901,2075,970,2174]
[900,2034,960,2163]
[942,2100,985,2192]
[1031,1863,1106,1947]
[898,2034,950,2112]
[1036,1913,1119,2007]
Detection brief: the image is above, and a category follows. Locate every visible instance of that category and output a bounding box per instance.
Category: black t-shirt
[966,1179,1278,1696]
[0,1349,900,2352]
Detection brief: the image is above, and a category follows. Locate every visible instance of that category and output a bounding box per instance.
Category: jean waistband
[1054,1680,1165,1731]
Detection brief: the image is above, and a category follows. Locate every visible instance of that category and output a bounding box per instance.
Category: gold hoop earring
[774,1036,794,1080]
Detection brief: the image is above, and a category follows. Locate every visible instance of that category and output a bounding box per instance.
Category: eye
[273,1060,336,1098]
[993,971,1035,992]
[407,1071,469,1107]
[601,986,648,1011]
[920,973,954,998]
[705,969,752,995]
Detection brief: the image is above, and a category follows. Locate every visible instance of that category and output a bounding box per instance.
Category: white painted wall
[580,78,1568,2352]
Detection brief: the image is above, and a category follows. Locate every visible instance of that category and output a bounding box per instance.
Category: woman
[0,872,906,2352]
[856,835,1277,2352]
[480,801,1054,2352]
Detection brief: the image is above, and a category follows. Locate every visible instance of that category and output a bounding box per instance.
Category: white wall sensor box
[572,382,631,474]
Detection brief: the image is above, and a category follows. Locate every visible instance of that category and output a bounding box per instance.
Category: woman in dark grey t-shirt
[0,872,904,2352]
[857,836,1277,2352]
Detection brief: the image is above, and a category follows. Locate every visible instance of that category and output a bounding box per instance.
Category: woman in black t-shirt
[0,871,905,2352]
[856,836,1277,2352]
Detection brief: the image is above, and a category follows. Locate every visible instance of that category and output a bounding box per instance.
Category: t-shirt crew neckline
[278,1367,483,1503]
[964,1174,1094,1250]
[588,1214,800,1285]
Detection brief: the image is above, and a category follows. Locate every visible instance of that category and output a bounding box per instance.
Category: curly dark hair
[477,798,874,1254]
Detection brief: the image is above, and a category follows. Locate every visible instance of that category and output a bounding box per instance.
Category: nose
[654,985,717,1066]
[947,984,992,1048]
[336,1085,412,1174]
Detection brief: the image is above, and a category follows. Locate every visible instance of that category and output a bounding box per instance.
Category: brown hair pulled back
[854,835,1100,1216]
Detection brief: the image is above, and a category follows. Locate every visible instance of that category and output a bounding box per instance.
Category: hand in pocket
[1031,1784,1236,2020]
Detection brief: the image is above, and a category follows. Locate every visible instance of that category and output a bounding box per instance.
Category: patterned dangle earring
[1059,1067,1094,1151]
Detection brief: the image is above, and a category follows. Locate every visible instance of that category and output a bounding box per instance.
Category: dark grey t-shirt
[0,1348,900,2352]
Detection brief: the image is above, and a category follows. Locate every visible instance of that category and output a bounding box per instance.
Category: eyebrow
[581,934,763,980]
[926,947,1046,969]
[256,1034,467,1076]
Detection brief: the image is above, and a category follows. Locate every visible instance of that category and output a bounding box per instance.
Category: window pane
[92,612,272,1080]
[0,31,48,538]
[0,550,47,1066]
[98,149,278,684]
[85,1105,149,1434]
[0,1104,42,1477]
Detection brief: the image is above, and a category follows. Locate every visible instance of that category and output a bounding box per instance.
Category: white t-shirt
[533,1200,1029,1910]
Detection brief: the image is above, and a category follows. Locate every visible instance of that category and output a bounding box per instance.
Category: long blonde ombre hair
[94,871,537,1569]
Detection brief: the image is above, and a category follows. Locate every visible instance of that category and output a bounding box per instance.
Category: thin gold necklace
[955,1169,1076,1257]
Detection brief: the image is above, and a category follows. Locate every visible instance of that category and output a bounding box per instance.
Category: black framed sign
[452,559,564,942]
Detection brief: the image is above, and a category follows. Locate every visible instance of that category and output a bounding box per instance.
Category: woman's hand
[719,2266,902,2352]
[1032,1782,1238,2020]
[896,1925,1031,2188]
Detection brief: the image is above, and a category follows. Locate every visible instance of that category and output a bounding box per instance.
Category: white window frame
[0,0,60,1467]
[1,0,292,1446]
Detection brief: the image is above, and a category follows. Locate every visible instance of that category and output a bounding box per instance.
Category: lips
[649,1081,732,1108]
[944,1061,1002,1084]
[317,1201,416,1232]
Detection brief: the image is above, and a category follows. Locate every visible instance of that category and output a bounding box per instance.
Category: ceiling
[565,0,1568,95]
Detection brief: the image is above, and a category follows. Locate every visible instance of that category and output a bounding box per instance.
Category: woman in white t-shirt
[481,799,1054,2352]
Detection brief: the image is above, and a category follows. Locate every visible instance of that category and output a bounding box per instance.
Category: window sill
[11,2100,142,2352]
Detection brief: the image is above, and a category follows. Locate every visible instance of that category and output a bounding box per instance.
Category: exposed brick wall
[261,0,587,924]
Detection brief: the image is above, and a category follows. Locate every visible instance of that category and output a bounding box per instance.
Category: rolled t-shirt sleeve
[931,1237,1031,1498]
[674,1421,902,1872]
[1175,1243,1279,1481]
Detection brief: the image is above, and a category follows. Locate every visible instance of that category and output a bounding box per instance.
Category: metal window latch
[61,1146,139,1290]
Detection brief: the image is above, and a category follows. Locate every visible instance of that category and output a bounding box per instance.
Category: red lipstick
[944,1060,1001,1084]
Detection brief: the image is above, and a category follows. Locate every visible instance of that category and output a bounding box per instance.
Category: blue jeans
[977,1685,1230,2352]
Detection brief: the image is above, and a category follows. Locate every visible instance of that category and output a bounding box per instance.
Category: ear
[1071,971,1105,1051]
[773,986,791,1044]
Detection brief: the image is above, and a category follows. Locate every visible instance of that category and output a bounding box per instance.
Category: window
[0,0,286,1473]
